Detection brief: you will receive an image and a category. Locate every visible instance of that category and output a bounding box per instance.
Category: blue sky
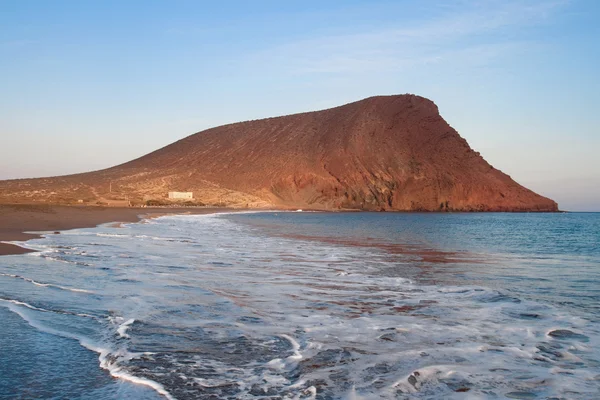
[1,0,599,211]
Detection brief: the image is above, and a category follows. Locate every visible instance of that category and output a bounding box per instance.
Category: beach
[0,204,227,256]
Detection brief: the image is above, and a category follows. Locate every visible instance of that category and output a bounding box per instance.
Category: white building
[168,191,194,200]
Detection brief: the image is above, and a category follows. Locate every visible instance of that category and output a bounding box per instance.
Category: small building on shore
[168,191,193,200]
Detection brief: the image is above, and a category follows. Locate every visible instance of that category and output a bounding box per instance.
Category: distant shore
[0,204,231,256]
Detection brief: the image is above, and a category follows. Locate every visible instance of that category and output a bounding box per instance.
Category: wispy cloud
[249,0,569,75]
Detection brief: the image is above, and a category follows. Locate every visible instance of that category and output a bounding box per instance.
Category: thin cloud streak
[249,0,569,75]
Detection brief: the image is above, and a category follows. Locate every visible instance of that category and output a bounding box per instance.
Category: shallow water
[1,212,599,399]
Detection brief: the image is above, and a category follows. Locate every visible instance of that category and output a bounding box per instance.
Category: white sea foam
[267,334,303,371]
[97,233,132,238]
[116,318,136,339]
[1,298,50,313]
[0,273,93,293]
[101,362,176,400]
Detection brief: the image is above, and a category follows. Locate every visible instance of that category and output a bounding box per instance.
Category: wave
[0,273,94,293]
[0,299,174,400]
[116,318,136,339]
[266,334,304,371]
[96,233,132,238]
[0,298,98,319]
[102,365,175,400]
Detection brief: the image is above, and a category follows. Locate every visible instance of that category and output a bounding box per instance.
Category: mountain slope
[0,95,558,211]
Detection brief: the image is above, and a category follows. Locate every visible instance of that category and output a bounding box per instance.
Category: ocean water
[0,211,599,399]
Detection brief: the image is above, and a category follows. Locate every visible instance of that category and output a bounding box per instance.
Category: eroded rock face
[0,95,558,211]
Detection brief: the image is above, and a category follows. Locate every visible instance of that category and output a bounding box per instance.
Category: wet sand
[0,204,228,256]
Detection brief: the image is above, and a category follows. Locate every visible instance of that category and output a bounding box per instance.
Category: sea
[0,211,599,399]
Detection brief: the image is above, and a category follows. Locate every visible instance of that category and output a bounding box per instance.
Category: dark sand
[0,204,228,256]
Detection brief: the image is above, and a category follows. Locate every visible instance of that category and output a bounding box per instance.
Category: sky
[1,0,599,211]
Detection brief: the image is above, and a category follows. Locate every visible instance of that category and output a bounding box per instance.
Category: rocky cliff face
[0,95,558,211]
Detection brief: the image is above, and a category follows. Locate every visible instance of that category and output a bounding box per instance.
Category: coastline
[0,204,231,257]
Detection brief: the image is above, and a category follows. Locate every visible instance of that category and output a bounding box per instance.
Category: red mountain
[0,95,558,211]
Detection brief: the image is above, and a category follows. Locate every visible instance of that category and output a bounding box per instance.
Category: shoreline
[0,204,232,257]
[0,204,570,257]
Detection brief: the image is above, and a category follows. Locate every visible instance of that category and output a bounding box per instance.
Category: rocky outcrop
[0,94,558,211]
